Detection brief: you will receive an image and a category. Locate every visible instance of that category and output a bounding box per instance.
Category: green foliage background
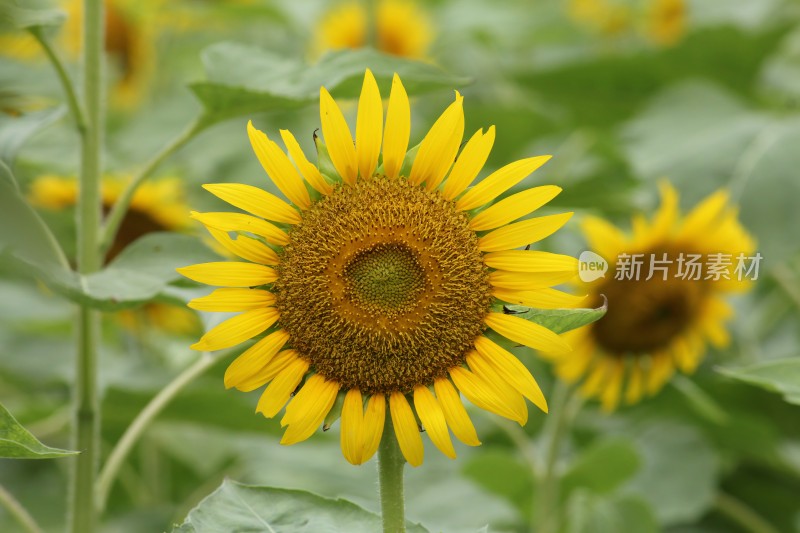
[1,0,800,531]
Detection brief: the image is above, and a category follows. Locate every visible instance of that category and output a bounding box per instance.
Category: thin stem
[98,119,204,255]
[29,27,87,134]
[0,484,43,533]
[535,381,578,533]
[69,1,104,532]
[96,352,219,512]
[364,0,378,49]
[714,492,780,533]
[377,416,406,533]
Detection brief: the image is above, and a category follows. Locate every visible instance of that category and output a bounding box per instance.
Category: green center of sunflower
[344,243,426,317]
[590,248,706,355]
[275,176,493,395]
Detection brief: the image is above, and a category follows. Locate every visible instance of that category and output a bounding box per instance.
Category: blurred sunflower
[545,182,755,411]
[29,175,197,333]
[179,70,580,466]
[645,0,686,47]
[313,0,433,59]
[0,0,156,108]
[567,0,632,38]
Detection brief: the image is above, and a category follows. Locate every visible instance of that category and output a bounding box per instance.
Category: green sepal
[323,390,347,431]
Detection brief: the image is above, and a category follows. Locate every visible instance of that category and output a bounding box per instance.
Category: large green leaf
[717,358,800,405]
[0,402,77,458]
[0,107,66,171]
[0,0,65,30]
[503,300,607,335]
[561,438,640,497]
[190,43,470,126]
[172,480,428,533]
[564,491,658,533]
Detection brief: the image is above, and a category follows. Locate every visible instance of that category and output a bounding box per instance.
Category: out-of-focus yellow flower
[568,0,632,37]
[544,182,755,411]
[0,0,157,108]
[645,0,686,47]
[313,0,433,59]
[29,174,198,334]
[179,70,576,466]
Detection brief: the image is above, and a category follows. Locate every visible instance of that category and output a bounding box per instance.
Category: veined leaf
[0,402,77,459]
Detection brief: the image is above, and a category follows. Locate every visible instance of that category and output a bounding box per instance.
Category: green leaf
[172,480,428,532]
[0,402,77,458]
[561,438,640,497]
[190,43,470,126]
[462,450,535,521]
[622,423,718,525]
[0,0,65,30]
[717,358,800,405]
[503,299,607,334]
[564,491,658,533]
[0,106,66,170]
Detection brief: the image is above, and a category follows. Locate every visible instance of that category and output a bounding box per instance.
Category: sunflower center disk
[590,249,707,355]
[344,244,426,317]
[275,177,493,395]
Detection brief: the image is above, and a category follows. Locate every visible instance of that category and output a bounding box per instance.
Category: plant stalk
[714,492,780,533]
[377,416,406,533]
[0,484,43,533]
[96,352,219,511]
[69,1,104,532]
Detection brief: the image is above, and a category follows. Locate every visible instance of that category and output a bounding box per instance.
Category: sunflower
[178,70,580,467]
[645,0,686,47]
[0,0,156,108]
[567,0,632,38]
[313,0,433,59]
[29,175,197,333]
[545,182,755,412]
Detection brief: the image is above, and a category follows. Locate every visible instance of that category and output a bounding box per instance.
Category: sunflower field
[1,0,800,532]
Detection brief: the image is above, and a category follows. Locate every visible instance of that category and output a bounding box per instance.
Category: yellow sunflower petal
[361,393,386,462]
[281,375,340,445]
[465,352,529,424]
[478,212,574,252]
[492,287,587,309]
[389,392,424,467]
[488,270,578,290]
[441,127,495,201]
[408,94,464,188]
[424,101,466,192]
[255,355,310,418]
[625,361,644,405]
[473,336,548,412]
[202,183,301,224]
[320,87,358,185]
[191,307,279,351]
[225,329,291,390]
[433,378,480,446]
[413,386,456,459]
[280,129,334,196]
[679,188,729,238]
[484,312,571,355]
[599,359,624,412]
[456,156,551,212]
[382,73,410,179]
[581,215,628,260]
[191,211,289,246]
[188,288,276,312]
[483,250,578,273]
[449,366,526,425]
[177,262,277,287]
[469,185,562,231]
[205,227,280,266]
[236,348,299,392]
[341,388,365,465]
[356,68,383,180]
[247,121,312,209]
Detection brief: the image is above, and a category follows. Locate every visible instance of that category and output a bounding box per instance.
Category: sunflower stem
[377,416,406,533]
[98,118,204,256]
[0,484,43,533]
[69,1,104,532]
[714,492,780,533]
[535,381,579,533]
[29,27,87,134]
[96,352,219,512]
